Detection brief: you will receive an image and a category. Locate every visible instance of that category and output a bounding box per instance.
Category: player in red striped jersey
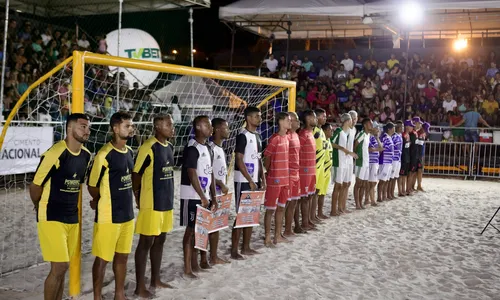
[283,112,301,237]
[298,110,317,231]
[263,112,291,246]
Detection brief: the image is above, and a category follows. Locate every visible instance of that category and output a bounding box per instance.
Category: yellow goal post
[0,50,295,297]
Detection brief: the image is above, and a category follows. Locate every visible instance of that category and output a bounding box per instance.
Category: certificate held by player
[235,191,264,229]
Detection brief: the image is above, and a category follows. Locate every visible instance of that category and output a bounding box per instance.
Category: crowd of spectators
[1,18,159,125]
[261,50,500,137]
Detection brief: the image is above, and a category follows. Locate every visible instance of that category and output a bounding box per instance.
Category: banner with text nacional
[0,127,54,175]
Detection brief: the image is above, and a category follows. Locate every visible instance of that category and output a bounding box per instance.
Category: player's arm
[235,134,257,191]
[132,146,152,209]
[259,154,266,191]
[185,147,210,207]
[263,136,276,176]
[478,115,491,128]
[30,151,59,210]
[87,153,107,210]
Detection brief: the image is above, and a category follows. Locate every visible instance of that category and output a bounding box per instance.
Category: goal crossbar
[0,50,296,297]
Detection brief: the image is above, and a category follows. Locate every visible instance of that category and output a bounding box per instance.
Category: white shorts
[345,163,353,183]
[355,165,369,181]
[368,163,379,182]
[391,161,401,179]
[332,167,346,184]
[378,164,393,181]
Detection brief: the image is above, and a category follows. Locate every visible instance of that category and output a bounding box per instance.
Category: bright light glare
[172,50,178,54]
[453,38,468,51]
[399,1,423,26]
[192,49,197,53]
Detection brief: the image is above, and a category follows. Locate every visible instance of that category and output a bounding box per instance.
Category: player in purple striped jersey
[377,123,395,202]
[365,127,383,206]
[388,121,403,200]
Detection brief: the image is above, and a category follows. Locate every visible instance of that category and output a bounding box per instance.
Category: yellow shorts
[318,171,331,196]
[135,209,173,236]
[315,164,325,187]
[92,220,134,262]
[38,221,79,262]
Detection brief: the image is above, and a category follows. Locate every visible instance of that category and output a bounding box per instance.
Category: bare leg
[134,235,154,297]
[241,227,258,255]
[377,181,383,202]
[341,183,351,213]
[113,253,129,300]
[264,209,275,247]
[284,201,297,236]
[45,262,69,300]
[293,201,306,233]
[150,233,173,289]
[331,184,341,216]
[310,193,320,223]
[353,179,361,209]
[92,257,108,300]
[230,227,245,260]
[199,249,211,269]
[317,195,329,219]
[301,197,311,229]
[209,231,228,264]
[274,206,287,243]
[417,169,424,191]
[369,182,377,205]
[182,227,197,278]
[397,177,404,196]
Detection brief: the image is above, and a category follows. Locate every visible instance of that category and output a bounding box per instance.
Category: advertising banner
[234,191,264,229]
[0,126,54,175]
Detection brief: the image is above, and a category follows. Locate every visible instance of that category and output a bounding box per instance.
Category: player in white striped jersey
[206,118,230,265]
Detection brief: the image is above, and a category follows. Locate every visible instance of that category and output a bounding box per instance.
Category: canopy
[151,76,247,109]
[10,0,210,17]
[219,0,500,39]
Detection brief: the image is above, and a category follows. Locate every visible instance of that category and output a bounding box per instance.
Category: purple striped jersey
[368,135,380,164]
[391,133,403,162]
[379,133,394,165]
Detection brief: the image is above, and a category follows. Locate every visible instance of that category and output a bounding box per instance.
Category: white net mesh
[0,58,290,296]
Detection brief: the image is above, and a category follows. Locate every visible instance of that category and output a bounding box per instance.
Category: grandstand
[1,0,500,299]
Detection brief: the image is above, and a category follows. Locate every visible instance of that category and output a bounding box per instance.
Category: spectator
[340,52,354,72]
[453,103,490,143]
[263,54,278,73]
[77,33,90,50]
[290,54,302,69]
[334,64,349,83]
[442,93,457,113]
[481,94,499,124]
[377,62,389,78]
[387,53,399,69]
[302,56,313,72]
[319,65,332,79]
[361,81,376,100]
[423,82,438,99]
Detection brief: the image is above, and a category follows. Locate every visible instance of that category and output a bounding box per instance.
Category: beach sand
[1,174,500,300]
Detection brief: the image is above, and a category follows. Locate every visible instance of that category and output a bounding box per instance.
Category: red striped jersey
[287,131,300,179]
[264,133,289,186]
[298,129,316,176]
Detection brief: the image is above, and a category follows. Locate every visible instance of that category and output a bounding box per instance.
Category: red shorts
[300,175,316,198]
[264,185,289,210]
[288,177,300,201]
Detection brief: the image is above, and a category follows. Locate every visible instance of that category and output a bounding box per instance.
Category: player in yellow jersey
[88,112,135,300]
[133,114,175,298]
[30,113,91,300]
[318,123,333,219]
[312,108,327,224]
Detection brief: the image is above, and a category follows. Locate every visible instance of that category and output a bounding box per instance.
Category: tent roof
[10,0,210,17]
[152,75,246,109]
[219,0,500,39]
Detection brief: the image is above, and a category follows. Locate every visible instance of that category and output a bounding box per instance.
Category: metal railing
[423,141,500,180]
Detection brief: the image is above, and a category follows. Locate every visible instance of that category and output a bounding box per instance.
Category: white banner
[0,126,54,175]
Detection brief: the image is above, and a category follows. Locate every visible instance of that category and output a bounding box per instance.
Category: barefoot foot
[230,253,245,260]
[241,248,259,255]
[183,272,198,279]
[134,288,154,299]
[151,281,174,290]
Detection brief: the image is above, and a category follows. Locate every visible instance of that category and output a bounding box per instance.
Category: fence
[423,139,500,180]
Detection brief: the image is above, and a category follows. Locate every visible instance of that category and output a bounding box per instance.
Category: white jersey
[209,141,227,196]
[234,129,262,183]
[355,131,370,168]
[180,139,213,200]
[338,130,348,168]
[346,127,356,165]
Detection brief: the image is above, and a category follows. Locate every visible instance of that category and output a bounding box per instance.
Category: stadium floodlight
[192,49,197,53]
[172,49,178,54]
[453,38,468,51]
[398,1,423,26]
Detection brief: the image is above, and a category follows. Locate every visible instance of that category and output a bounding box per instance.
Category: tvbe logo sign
[106,29,162,88]
[124,48,161,59]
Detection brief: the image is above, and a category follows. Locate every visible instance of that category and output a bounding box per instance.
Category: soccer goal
[0,51,296,297]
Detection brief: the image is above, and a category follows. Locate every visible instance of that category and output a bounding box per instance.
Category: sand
[1,174,500,300]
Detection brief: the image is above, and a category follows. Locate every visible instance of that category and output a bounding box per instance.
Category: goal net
[0,51,295,297]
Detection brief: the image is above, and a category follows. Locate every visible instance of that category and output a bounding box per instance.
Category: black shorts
[234,182,259,212]
[180,199,201,228]
[410,159,423,172]
[400,162,410,176]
